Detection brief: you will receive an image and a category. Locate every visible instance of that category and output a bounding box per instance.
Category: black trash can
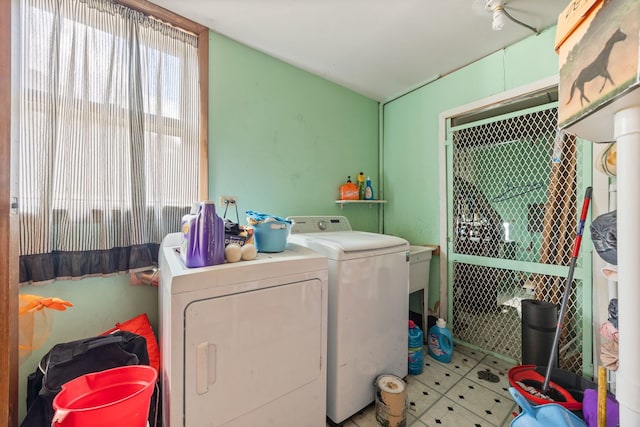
[521,299,558,367]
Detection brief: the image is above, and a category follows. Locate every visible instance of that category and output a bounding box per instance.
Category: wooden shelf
[335,200,387,209]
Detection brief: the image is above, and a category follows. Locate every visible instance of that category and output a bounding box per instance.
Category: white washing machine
[287,216,410,424]
[158,232,328,427]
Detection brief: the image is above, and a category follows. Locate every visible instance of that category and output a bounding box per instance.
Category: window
[19,0,208,284]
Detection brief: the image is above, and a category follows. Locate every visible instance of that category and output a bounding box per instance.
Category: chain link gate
[445,101,593,377]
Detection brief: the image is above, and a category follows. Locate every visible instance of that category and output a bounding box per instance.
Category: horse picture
[566,28,627,107]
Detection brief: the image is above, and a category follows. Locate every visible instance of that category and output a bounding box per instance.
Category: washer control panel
[287,216,352,233]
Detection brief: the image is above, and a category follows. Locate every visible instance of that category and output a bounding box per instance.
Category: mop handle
[572,186,593,258]
[542,186,592,394]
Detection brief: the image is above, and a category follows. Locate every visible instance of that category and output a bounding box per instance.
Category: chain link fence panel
[449,105,588,375]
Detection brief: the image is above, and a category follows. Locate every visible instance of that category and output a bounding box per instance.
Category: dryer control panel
[288,216,352,233]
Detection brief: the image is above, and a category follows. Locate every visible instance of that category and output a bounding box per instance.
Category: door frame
[437,75,559,317]
[1,0,19,424]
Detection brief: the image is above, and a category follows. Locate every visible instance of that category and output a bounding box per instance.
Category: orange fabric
[19,294,73,362]
[102,313,160,374]
[19,295,73,315]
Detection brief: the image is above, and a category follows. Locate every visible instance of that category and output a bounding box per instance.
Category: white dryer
[287,216,410,424]
[158,233,328,427]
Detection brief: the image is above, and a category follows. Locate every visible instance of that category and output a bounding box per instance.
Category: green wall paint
[383,27,560,315]
[208,32,380,232]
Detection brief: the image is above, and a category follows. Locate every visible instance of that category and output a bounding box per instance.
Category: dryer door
[183,279,324,426]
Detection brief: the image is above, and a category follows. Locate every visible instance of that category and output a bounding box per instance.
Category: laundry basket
[253,221,291,252]
[52,365,157,427]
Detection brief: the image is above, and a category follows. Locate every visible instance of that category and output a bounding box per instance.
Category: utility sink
[409,245,433,294]
[409,245,434,334]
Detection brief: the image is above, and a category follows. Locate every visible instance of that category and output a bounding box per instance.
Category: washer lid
[289,231,409,259]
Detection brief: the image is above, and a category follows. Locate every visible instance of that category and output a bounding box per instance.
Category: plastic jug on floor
[427,318,453,363]
[408,320,424,375]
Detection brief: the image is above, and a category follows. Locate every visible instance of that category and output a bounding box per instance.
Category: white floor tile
[444,377,515,426]
[416,395,496,427]
[347,403,378,427]
[405,376,443,418]
[481,353,517,373]
[413,358,463,394]
[449,343,486,364]
[500,406,518,426]
[468,361,513,399]
[407,411,428,426]
[426,344,483,376]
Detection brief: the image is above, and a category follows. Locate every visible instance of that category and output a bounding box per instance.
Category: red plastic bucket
[52,365,157,427]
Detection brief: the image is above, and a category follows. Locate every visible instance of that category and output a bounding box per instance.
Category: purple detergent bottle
[181,201,225,267]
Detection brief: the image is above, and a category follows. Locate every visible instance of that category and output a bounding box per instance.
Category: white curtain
[19,0,199,284]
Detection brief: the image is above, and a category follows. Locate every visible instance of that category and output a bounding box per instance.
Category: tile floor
[327,343,518,427]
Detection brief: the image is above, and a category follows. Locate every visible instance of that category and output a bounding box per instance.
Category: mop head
[508,365,582,411]
[515,381,553,401]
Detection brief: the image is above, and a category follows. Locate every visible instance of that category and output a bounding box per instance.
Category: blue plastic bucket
[253,221,291,253]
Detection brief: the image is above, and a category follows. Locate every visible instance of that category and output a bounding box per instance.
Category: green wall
[17,30,379,421]
[382,27,560,315]
[208,32,380,232]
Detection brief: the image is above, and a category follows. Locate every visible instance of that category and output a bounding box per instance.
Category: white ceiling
[152,0,565,101]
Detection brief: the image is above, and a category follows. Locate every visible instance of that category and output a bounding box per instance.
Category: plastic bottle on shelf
[340,176,359,200]
[408,320,424,375]
[364,176,374,200]
[357,172,365,200]
[427,318,453,363]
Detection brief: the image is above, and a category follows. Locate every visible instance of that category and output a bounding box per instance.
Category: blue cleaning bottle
[364,176,374,200]
[427,318,453,363]
[408,320,424,375]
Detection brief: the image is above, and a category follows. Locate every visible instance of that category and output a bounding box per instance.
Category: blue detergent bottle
[408,320,424,375]
[427,318,453,363]
[364,176,374,200]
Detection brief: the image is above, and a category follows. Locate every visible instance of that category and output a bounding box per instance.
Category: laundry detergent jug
[180,201,225,268]
[427,318,453,363]
[408,320,424,375]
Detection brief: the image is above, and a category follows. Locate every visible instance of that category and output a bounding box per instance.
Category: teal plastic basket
[509,387,586,427]
[253,221,291,253]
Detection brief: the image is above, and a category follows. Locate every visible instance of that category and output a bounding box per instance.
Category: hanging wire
[501,6,539,35]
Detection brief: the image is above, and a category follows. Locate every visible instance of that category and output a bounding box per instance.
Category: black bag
[590,210,617,265]
[223,200,247,246]
[21,330,158,427]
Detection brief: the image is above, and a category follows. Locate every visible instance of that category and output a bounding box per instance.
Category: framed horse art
[556,0,640,142]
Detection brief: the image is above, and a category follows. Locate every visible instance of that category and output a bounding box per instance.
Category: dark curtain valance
[19,244,160,285]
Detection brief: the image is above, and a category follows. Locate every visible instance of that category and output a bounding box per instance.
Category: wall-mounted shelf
[335,200,387,209]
